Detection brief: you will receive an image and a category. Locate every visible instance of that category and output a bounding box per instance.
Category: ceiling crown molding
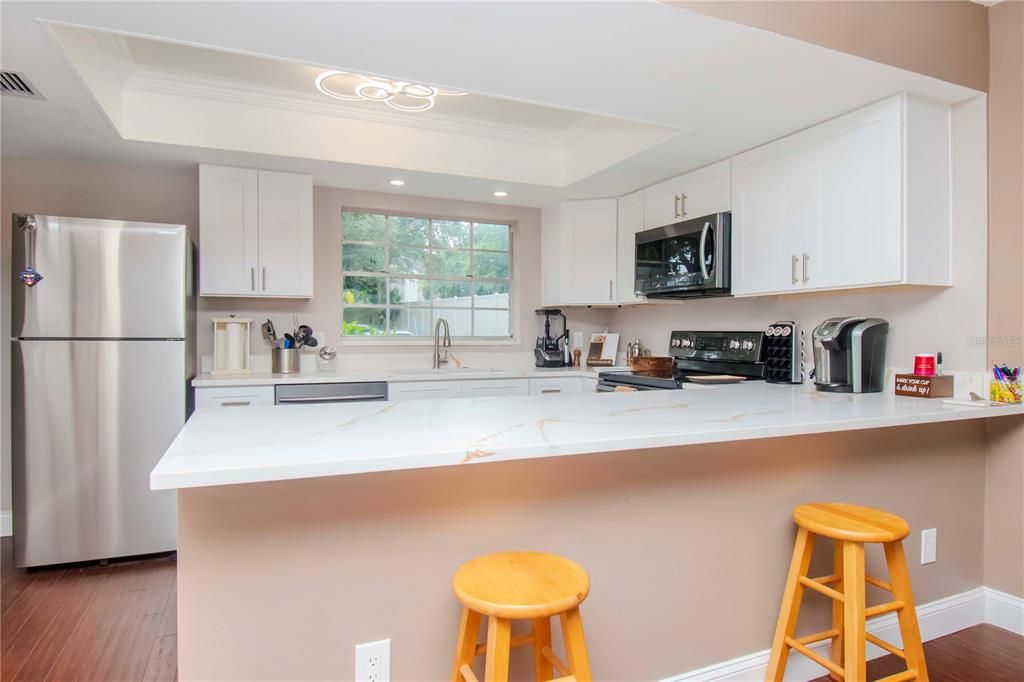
[123,69,578,148]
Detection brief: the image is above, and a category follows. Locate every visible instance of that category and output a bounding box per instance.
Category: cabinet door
[563,199,618,305]
[257,170,314,298]
[195,386,275,410]
[806,100,903,289]
[678,160,731,220]
[616,190,646,304]
[462,379,529,398]
[387,381,463,401]
[199,165,259,296]
[731,147,802,296]
[528,377,581,396]
[643,175,686,229]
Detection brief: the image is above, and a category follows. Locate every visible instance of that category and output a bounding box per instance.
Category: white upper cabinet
[541,198,618,306]
[732,94,951,297]
[256,170,314,297]
[563,199,618,305]
[199,164,314,298]
[616,190,645,304]
[198,165,259,296]
[642,159,731,229]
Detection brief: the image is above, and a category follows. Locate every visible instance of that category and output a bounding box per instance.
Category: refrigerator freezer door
[12,215,189,339]
[12,340,183,567]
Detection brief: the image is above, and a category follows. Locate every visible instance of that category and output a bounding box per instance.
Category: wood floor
[2,536,1022,681]
[1,538,176,681]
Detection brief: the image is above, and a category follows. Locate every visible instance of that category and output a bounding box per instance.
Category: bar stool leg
[884,541,930,682]
[830,539,845,681]
[842,541,867,682]
[532,617,554,680]
[452,607,482,682]
[765,527,816,682]
[484,617,512,682]
[559,607,592,682]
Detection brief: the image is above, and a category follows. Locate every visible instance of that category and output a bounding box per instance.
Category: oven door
[635,212,730,298]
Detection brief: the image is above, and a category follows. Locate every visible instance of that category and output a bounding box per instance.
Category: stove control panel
[669,330,766,363]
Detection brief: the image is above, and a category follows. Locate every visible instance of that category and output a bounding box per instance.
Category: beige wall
[679,1,989,92]
[177,421,989,680]
[983,1,1024,599]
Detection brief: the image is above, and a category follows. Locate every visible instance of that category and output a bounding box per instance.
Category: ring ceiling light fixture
[315,71,466,112]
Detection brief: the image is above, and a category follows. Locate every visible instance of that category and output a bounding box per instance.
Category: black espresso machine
[535,308,571,367]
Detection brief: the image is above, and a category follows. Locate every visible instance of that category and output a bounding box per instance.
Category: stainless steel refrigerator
[11,214,194,568]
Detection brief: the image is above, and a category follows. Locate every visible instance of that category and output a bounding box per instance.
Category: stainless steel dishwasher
[275,382,388,405]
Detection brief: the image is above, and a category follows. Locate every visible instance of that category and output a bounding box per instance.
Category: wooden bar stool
[450,551,592,682]
[766,503,929,682]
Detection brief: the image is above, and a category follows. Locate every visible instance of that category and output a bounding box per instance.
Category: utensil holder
[272,348,300,374]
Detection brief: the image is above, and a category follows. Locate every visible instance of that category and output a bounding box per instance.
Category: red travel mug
[914,354,936,376]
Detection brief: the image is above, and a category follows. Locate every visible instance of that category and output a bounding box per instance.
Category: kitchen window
[341,211,513,338]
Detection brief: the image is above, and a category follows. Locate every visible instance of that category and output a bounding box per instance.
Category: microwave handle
[698,220,712,280]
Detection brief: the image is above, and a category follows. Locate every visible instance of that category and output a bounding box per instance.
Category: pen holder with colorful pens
[990,365,1022,404]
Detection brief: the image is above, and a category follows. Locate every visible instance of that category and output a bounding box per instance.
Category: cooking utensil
[261,319,278,347]
[294,324,314,348]
[283,333,294,349]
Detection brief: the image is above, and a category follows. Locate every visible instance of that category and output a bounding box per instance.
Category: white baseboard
[984,587,1024,635]
[0,511,11,537]
[666,585,1023,682]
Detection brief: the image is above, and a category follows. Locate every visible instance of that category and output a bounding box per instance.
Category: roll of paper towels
[225,321,245,370]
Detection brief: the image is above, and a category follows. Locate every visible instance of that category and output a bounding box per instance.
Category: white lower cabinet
[462,379,529,398]
[528,377,582,396]
[195,386,275,410]
[387,381,463,401]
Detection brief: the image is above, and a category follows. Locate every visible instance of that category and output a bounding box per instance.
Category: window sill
[338,336,522,347]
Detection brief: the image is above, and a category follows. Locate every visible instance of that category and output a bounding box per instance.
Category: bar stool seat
[767,502,929,682]
[451,551,592,682]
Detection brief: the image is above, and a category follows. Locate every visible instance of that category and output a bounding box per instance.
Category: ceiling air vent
[0,70,44,99]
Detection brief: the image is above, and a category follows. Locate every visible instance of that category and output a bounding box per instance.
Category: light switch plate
[921,528,937,564]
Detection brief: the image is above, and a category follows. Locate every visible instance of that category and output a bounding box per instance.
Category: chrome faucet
[433,318,451,369]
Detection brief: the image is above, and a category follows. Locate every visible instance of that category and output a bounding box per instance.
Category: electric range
[597,330,767,391]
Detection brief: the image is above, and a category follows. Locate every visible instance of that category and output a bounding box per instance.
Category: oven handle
[699,220,712,281]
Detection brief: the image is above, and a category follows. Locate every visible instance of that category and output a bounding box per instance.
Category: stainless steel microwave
[634,212,731,299]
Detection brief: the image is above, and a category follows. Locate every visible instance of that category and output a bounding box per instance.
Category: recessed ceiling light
[493,191,508,198]
[390,180,406,186]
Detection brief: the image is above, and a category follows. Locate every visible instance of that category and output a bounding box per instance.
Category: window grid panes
[342,211,512,338]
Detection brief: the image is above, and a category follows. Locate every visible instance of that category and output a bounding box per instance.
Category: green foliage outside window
[341,211,512,337]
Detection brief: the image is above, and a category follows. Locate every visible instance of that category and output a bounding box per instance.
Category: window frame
[340,209,518,345]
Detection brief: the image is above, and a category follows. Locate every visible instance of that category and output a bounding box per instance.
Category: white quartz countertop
[192,365,610,387]
[152,382,1024,491]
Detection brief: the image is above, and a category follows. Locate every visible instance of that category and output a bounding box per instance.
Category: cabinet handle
[673,194,681,218]
[680,193,688,218]
[220,400,252,407]
[609,279,614,301]
[802,253,810,283]
[541,388,561,394]
[262,266,267,291]
[250,267,256,291]
[791,255,799,285]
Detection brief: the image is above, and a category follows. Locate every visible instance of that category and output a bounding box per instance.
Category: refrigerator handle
[16,215,44,287]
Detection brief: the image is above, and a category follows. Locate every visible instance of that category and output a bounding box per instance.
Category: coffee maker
[535,309,570,368]
[811,317,889,393]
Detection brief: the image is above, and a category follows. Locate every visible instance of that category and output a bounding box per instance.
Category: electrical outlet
[921,528,937,564]
[355,639,390,682]
[572,331,584,349]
